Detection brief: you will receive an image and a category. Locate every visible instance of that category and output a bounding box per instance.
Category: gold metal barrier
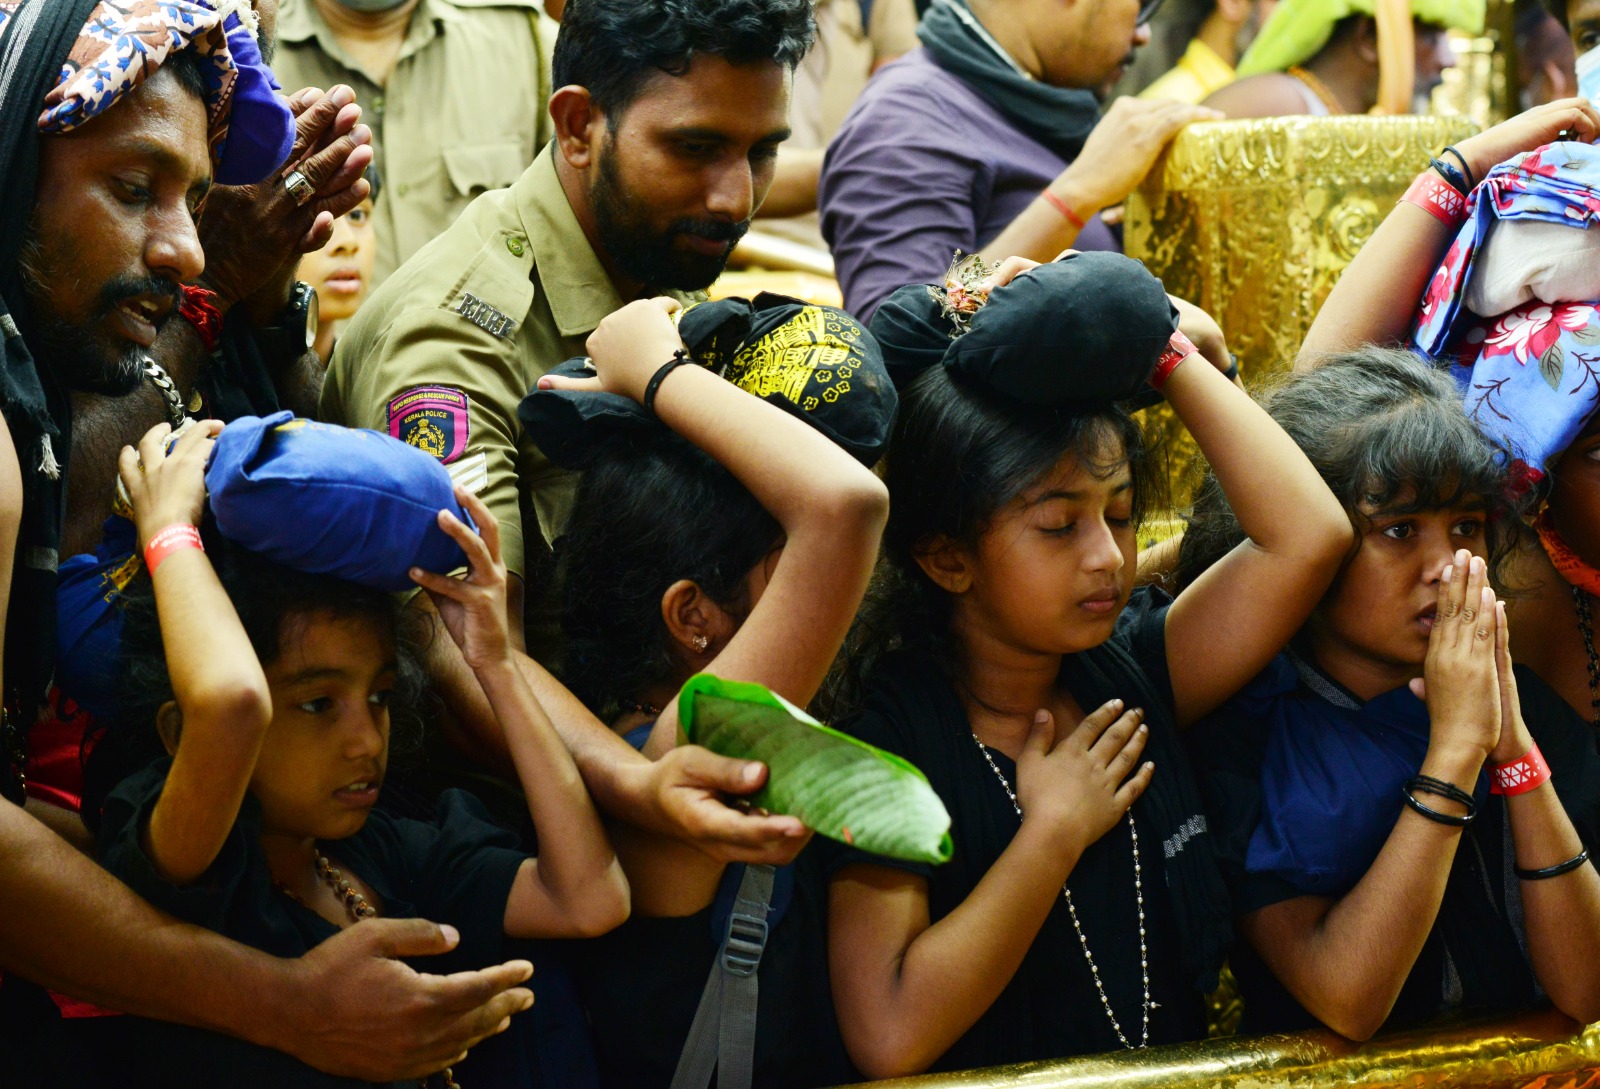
[836,1006,1600,1088]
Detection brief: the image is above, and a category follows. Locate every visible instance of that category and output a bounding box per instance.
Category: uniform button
[398,183,409,196]
[507,237,525,257]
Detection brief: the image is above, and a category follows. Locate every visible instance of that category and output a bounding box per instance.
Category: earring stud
[692,634,709,652]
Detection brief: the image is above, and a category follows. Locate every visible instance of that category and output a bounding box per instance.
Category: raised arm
[411,490,630,940]
[1160,309,1352,725]
[1299,100,1600,364]
[1241,557,1501,1040]
[120,420,274,886]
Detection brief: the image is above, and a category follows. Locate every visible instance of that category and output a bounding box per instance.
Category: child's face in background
[251,610,396,842]
[1549,414,1600,569]
[949,447,1137,659]
[299,197,376,324]
[1308,499,1488,691]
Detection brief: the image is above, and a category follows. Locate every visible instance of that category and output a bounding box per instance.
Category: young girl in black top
[825,251,1351,1077]
[87,420,628,1087]
[1181,346,1600,1041]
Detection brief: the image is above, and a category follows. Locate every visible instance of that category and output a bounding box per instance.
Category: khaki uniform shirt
[273,0,555,285]
[320,144,701,588]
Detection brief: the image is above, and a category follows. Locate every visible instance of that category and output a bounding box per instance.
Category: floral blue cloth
[1411,141,1600,490]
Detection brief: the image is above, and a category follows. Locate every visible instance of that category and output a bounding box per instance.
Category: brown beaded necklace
[1572,586,1600,729]
[278,851,461,1089]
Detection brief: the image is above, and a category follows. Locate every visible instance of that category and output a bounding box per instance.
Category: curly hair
[552,0,815,120]
[81,529,426,833]
[1176,347,1524,593]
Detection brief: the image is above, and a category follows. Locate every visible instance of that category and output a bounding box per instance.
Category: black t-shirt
[824,588,1208,1072]
[1189,658,1600,1035]
[92,759,531,1088]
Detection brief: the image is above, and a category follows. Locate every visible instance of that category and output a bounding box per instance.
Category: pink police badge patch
[387,386,470,464]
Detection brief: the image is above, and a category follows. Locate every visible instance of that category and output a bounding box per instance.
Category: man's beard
[18,236,175,397]
[590,146,749,292]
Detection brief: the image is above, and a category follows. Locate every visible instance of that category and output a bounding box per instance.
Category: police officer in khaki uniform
[321,0,828,866]
[272,0,559,285]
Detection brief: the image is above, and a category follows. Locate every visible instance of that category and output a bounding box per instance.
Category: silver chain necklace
[972,735,1154,1049]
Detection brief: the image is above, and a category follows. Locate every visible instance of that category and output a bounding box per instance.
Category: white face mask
[1579,42,1600,103]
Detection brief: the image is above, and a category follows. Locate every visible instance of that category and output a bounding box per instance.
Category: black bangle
[642,349,694,417]
[1515,848,1591,881]
[1430,157,1471,198]
[1441,145,1477,191]
[1403,774,1477,826]
[1222,353,1240,382]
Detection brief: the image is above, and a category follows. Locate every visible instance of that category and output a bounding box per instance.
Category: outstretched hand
[637,745,812,866]
[277,917,534,1080]
[410,487,509,673]
[1453,98,1600,184]
[119,419,223,550]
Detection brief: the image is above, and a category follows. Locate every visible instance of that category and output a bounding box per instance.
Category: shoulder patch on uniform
[387,386,470,464]
[453,291,519,340]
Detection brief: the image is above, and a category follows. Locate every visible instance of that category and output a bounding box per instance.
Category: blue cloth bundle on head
[206,412,477,591]
[213,5,295,185]
[1411,141,1600,491]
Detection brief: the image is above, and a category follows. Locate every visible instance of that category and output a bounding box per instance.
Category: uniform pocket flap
[443,141,526,197]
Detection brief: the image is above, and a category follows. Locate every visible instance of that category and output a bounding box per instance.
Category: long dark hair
[556,429,781,720]
[821,366,1162,719]
[1176,347,1523,593]
[81,529,425,833]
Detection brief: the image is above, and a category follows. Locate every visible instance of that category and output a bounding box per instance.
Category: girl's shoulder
[846,647,964,757]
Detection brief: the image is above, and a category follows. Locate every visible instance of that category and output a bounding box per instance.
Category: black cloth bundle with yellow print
[518,293,897,468]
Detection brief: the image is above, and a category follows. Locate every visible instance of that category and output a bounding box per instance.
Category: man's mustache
[96,275,181,319]
[669,218,751,245]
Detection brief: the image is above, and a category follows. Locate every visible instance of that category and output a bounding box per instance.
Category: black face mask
[590,143,749,293]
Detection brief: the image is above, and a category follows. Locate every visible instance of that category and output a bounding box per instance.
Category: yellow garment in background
[1139,39,1237,104]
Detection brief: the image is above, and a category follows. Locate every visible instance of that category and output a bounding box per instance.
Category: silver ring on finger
[283,169,315,207]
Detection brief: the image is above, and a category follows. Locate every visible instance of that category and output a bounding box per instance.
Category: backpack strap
[668,863,776,1089]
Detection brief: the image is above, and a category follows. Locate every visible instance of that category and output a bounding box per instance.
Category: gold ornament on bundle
[928,252,1001,336]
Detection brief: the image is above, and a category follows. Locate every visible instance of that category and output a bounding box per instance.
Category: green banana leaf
[679,673,953,864]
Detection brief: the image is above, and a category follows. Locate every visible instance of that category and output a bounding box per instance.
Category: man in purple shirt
[821,0,1219,320]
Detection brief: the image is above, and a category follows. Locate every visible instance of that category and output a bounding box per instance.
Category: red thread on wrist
[1150,330,1199,391]
[1399,172,1468,229]
[144,523,204,573]
[1041,189,1086,229]
[1490,744,1550,795]
[179,285,224,354]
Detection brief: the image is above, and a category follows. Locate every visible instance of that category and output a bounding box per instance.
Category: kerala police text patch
[388,385,470,464]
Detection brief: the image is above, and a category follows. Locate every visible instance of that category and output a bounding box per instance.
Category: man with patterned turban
[0,3,534,1081]
[1202,0,1484,117]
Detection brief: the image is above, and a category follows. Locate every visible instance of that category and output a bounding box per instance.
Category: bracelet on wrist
[1429,157,1471,198]
[1150,330,1199,391]
[179,285,224,354]
[642,349,695,418]
[1403,773,1476,826]
[1041,189,1086,230]
[1515,848,1591,881]
[1400,171,1468,229]
[1489,743,1550,795]
[144,523,204,573]
[1440,145,1478,191]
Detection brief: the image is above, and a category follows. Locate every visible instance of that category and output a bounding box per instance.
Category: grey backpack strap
[668,863,776,1089]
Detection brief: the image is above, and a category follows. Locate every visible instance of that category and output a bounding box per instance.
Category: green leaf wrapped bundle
[679,673,954,864]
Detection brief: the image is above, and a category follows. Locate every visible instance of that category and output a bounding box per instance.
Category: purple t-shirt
[820,48,1119,322]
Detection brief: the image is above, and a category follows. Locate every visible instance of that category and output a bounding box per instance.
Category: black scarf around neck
[0,0,103,788]
[916,0,1104,162]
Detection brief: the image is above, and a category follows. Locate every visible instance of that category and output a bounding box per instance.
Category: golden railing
[838,1006,1600,1088]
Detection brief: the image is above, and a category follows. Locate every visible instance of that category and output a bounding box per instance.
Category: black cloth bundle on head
[871,252,1180,408]
[519,293,898,469]
[0,0,103,784]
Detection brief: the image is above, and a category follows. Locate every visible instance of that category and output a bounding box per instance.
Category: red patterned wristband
[144,523,204,573]
[1041,189,1086,229]
[1151,330,1199,391]
[179,285,224,354]
[1490,744,1551,795]
[1399,171,1468,229]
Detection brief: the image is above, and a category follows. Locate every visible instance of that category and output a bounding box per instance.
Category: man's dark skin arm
[63,86,370,557]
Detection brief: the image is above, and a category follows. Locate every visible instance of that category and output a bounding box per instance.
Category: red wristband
[1041,189,1086,229]
[1151,330,1199,391]
[144,523,204,573]
[179,285,224,354]
[1399,172,1468,229]
[1490,744,1551,795]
